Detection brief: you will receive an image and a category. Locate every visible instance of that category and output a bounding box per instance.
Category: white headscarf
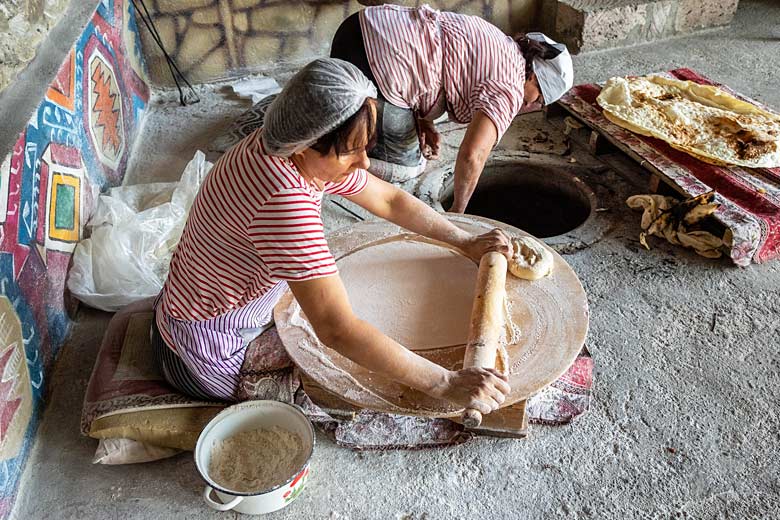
[526,32,574,105]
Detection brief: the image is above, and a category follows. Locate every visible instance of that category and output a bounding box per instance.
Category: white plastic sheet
[230,75,281,103]
[67,151,213,311]
[92,438,182,465]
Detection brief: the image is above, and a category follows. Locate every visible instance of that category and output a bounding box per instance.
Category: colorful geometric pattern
[0,154,10,225]
[40,144,83,252]
[87,48,125,170]
[1,135,33,281]
[45,50,76,112]
[0,297,32,463]
[0,1,149,517]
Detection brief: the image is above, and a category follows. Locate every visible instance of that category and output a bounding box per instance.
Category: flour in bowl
[208,426,305,493]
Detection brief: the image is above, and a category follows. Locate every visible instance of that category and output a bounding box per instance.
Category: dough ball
[509,236,554,280]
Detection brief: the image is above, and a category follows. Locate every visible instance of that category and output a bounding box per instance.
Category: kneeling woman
[331,5,574,210]
[153,58,510,416]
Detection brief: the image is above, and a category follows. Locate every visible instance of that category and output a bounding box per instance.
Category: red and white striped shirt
[160,128,367,324]
[360,4,526,140]
[155,129,367,399]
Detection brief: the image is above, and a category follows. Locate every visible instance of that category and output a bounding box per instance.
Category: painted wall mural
[140,0,516,86]
[0,1,149,517]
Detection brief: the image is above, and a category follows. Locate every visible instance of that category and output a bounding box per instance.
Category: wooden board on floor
[456,400,528,438]
[301,374,528,438]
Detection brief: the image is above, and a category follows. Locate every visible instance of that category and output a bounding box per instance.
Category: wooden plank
[588,129,616,155]
[459,400,528,439]
[648,173,662,194]
[302,374,528,438]
[557,105,688,197]
[544,102,567,120]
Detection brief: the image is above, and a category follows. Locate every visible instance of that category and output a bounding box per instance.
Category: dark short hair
[310,98,377,156]
[513,34,562,78]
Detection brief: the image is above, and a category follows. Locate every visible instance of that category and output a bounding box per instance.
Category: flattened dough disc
[274,215,589,417]
[339,239,477,351]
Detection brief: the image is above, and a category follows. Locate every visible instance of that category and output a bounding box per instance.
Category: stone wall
[139,0,540,86]
[0,1,149,517]
[0,0,72,93]
[540,0,740,53]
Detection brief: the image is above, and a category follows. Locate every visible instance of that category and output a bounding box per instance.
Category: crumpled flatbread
[626,192,723,258]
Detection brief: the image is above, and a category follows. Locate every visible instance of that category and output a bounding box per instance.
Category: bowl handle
[203,486,244,511]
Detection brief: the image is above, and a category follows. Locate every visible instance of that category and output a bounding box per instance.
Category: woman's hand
[430,367,511,414]
[418,118,441,160]
[460,228,512,263]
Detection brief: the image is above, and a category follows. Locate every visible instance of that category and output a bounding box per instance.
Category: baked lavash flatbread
[596,75,780,168]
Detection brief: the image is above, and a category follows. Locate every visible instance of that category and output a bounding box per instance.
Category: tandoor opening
[442,165,593,238]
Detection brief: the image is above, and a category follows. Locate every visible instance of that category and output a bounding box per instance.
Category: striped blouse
[155,128,367,399]
[360,4,526,140]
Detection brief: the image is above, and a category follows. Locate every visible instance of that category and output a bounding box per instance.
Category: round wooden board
[274,215,589,418]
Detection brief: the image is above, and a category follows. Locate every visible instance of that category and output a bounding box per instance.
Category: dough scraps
[495,343,509,375]
[508,237,554,281]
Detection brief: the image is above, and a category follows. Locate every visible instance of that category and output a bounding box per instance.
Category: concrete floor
[11,1,780,518]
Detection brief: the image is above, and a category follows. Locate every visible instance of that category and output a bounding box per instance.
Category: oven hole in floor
[442,168,593,238]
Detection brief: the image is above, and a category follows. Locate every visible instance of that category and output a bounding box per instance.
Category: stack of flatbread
[596,75,780,168]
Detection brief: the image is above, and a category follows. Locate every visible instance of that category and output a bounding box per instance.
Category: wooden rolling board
[274,215,589,418]
[300,374,527,438]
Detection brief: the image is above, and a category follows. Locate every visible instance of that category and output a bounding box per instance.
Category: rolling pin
[461,251,508,428]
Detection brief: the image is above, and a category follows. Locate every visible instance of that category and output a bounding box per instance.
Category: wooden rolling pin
[461,251,508,428]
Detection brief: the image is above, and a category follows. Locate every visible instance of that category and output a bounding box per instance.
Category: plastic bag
[67,151,213,311]
[230,75,280,103]
[92,438,182,465]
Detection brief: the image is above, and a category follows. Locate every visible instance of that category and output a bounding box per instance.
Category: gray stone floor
[11,1,780,518]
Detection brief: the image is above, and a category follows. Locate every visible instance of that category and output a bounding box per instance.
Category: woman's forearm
[384,189,472,248]
[289,276,451,398]
[324,315,451,397]
[287,245,511,411]
[450,111,497,213]
[451,154,488,213]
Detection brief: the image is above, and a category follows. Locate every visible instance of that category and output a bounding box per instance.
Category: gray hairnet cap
[527,32,574,105]
[262,58,378,157]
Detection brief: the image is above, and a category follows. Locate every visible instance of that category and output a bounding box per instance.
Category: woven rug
[558,68,780,266]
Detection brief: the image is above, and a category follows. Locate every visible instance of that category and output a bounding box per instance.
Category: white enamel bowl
[194,401,315,515]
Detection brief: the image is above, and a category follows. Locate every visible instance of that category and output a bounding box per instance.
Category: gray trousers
[369,99,426,183]
[331,11,425,183]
